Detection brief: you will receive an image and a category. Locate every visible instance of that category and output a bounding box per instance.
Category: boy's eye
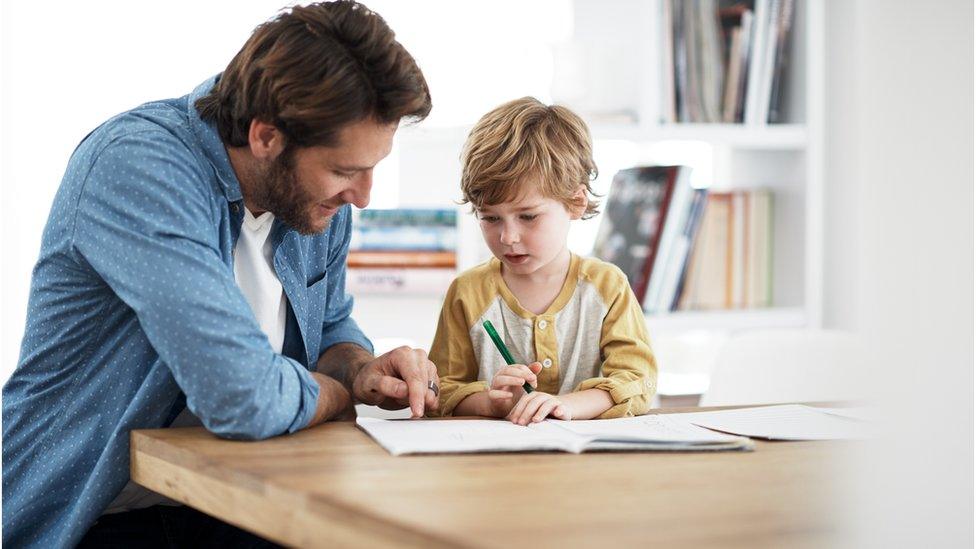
[519,214,539,221]
[479,215,499,223]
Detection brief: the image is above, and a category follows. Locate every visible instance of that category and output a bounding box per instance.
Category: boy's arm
[574,267,658,419]
[426,279,488,416]
[556,389,615,420]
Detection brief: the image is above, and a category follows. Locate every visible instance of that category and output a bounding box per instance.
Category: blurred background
[0,1,971,546]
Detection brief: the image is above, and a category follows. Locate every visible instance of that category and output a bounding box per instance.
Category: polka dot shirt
[1,76,373,548]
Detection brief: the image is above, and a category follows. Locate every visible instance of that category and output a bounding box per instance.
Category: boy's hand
[507,391,573,425]
[486,362,543,417]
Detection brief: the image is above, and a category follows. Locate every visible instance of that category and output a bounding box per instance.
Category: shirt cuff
[435,381,490,417]
[282,356,322,433]
[575,375,656,418]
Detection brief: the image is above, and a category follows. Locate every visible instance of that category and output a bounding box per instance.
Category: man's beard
[254,147,334,235]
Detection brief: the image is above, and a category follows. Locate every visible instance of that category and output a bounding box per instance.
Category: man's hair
[195,0,431,148]
[460,97,599,219]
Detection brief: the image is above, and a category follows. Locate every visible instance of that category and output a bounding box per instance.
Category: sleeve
[574,268,658,419]
[71,131,319,440]
[318,206,373,356]
[426,279,488,417]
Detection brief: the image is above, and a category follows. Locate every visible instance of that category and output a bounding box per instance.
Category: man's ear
[569,185,588,220]
[247,119,286,160]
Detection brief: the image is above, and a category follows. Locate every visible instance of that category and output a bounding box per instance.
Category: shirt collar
[187,74,243,203]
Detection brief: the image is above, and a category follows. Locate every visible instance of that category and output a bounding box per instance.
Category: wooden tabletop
[130,406,855,548]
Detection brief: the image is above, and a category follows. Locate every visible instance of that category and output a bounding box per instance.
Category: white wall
[822,1,973,547]
[0,0,295,383]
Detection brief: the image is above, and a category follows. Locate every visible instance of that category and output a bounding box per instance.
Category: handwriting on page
[548,415,742,443]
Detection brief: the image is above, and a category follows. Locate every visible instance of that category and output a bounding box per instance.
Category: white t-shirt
[233,208,287,354]
[104,207,288,514]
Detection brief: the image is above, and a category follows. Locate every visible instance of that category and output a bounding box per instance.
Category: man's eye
[334,171,355,179]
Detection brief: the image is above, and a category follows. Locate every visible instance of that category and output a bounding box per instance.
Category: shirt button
[542,358,553,368]
[231,203,240,213]
[538,319,548,330]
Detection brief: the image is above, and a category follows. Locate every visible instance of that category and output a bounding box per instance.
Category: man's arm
[74,133,319,440]
[316,342,373,393]
[317,342,439,418]
[307,372,353,424]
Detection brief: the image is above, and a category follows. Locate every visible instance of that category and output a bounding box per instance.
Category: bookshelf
[352,0,824,360]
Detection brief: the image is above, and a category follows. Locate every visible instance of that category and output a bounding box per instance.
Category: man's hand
[351,346,438,418]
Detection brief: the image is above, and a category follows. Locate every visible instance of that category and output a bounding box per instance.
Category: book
[656,188,709,313]
[356,415,753,456]
[676,189,773,310]
[642,169,695,312]
[346,268,456,295]
[678,191,732,310]
[766,0,795,123]
[592,166,685,303]
[350,226,456,252]
[355,208,457,228]
[346,251,456,269]
[719,2,755,122]
[745,190,773,306]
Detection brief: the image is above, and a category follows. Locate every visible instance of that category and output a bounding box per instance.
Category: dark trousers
[78,505,281,548]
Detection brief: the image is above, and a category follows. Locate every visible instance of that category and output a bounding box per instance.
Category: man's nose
[344,172,373,209]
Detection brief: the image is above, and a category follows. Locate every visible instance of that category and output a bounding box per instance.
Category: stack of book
[662,0,795,124]
[346,208,457,295]
[677,189,773,310]
[593,166,773,313]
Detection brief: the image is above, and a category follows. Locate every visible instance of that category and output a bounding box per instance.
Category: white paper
[355,418,572,455]
[811,406,880,422]
[672,404,873,441]
[549,414,744,444]
[356,415,752,456]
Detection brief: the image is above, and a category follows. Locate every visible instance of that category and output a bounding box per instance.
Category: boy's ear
[569,185,587,220]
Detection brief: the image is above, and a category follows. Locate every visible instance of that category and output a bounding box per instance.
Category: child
[428,97,657,424]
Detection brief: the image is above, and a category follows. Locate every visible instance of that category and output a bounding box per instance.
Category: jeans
[78,505,281,548]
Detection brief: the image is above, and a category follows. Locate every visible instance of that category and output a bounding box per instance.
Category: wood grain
[131,406,855,548]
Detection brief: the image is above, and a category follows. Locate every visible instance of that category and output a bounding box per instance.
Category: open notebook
[356,415,753,455]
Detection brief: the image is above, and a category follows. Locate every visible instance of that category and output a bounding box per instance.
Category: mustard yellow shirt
[429,253,658,419]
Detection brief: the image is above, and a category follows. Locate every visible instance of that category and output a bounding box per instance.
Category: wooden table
[130,406,854,548]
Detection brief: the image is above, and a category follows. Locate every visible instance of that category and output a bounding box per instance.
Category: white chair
[700,329,869,406]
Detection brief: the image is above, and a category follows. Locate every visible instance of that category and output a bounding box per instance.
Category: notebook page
[672,404,873,440]
[356,417,577,455]
[547,414,746,444]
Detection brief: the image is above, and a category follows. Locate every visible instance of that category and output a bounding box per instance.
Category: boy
[429,97,657,424]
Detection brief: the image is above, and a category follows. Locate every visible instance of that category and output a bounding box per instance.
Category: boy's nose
[500,224,520,246]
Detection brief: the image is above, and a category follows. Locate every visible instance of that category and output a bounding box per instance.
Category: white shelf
[645,307,807,334]
[590,123,808,150]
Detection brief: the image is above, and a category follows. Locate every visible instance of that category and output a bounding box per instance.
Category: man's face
[255,119,396,234]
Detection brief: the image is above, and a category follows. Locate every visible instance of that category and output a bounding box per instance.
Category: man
[2,2,436,546]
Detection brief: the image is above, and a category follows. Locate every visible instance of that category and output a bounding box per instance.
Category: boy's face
[476,186,583,277]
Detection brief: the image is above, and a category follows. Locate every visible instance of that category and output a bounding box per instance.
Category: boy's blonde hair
[460,97,599,219]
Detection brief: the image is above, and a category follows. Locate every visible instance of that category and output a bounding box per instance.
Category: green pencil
[482,320,534,394]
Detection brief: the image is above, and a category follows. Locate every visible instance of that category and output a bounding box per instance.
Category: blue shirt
[1,76,373,548]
